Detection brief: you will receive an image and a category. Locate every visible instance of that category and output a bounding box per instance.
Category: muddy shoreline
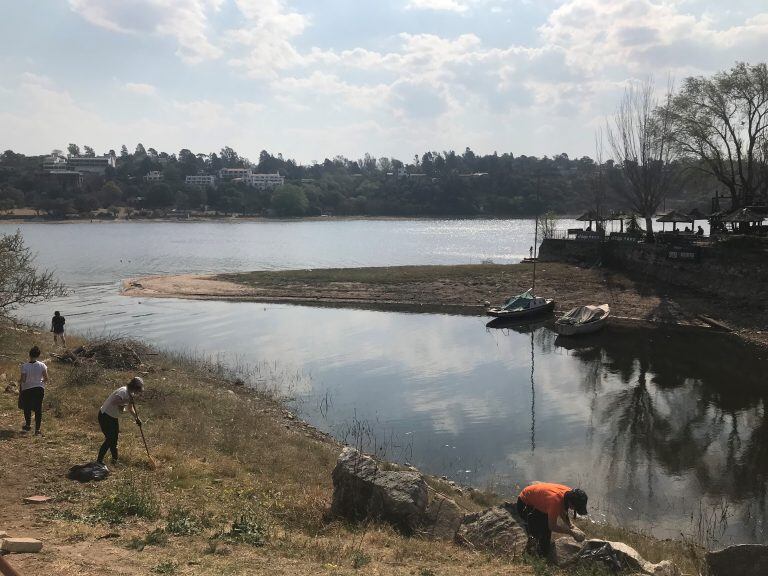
[121,262,767,348]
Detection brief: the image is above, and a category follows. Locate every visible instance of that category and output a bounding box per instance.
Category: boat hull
[554,316,608,336]
[487,299,555,318]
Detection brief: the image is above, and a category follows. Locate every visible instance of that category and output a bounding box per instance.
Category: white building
[185,175,216,188]
[244,172,285,189]
[67,153,116,175]
[144,170,164,183]
[42,154,68,171]
[218,167,252,180]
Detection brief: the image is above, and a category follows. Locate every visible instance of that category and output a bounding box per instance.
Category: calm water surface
[2,220,764,545]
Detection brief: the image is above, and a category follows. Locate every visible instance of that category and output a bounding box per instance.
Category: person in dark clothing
[515,482,588,556]
[51,311,66,347]
[697,225,704,236]
[97,376,144,464]
[18,346,49,435]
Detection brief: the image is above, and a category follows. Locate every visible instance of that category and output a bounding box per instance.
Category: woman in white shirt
[18,346,49,435]
[97,376,144,464]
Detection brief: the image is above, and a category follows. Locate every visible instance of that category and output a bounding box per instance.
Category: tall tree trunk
[644,216,654,242]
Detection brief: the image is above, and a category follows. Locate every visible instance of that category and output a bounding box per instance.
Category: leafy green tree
[271,184,308,216]
[145,183,175,208]
[83,145,95,157]
[67,143,81,156]
[99,181,122,207]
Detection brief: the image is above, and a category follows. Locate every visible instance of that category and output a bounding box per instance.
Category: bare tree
[0,230,67,311]
[591,129,607,231]
[608,78,678,240]
[663,62,768,209]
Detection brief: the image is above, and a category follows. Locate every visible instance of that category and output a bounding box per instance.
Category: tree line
[1,62,764,221]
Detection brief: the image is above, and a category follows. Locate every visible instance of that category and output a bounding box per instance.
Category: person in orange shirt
[515,482,588,555]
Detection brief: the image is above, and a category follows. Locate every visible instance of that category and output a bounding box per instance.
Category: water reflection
[553,327,768,544]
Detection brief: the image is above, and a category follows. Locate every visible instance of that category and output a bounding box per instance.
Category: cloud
[538,0,768,75]
[68,0,224,63]
[225,0,309,79]
[405,0,470,12]
[124,82,156,96]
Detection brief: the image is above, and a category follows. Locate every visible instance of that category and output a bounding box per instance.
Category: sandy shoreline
[121,263,768,348]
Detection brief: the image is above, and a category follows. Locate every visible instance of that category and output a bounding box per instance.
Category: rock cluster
[331,448,681,574]
[552,536,679,575]
[332,447,466,537]
[706,544,768,576]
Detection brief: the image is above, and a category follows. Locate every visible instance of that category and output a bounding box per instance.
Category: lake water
[2,219,763,546]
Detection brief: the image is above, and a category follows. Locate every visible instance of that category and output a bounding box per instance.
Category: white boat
[486,289,555,319]
[554,304,610,336]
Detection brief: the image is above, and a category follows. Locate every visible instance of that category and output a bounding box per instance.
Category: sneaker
[21,424,31,432]
[35,430,43,436]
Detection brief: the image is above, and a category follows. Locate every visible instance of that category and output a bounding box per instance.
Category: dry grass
[0,320,698,576]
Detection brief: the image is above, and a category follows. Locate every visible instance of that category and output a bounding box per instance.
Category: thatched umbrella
[608,211,634,233]
[721,208,765,223]
[721,208,765,231]
[656,210,693,231]
[576,210,604,231]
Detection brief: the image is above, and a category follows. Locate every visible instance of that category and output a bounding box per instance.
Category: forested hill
[0,146,711,218]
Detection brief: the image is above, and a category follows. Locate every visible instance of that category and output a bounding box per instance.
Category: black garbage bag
[67,462,110,482]
[576,540,625,573]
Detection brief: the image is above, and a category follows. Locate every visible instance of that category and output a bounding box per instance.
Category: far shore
[122,262,767,348]
[0,214,559,225]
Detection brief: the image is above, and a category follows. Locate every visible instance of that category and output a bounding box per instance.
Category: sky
[0,0,766,164]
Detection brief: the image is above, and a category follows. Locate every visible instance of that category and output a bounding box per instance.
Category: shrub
[152,561,177,574]
[92,476,160,523]
[352,550,371,569]
[166,506,204,535]
[222,512,269,546]
[64,362,104,388]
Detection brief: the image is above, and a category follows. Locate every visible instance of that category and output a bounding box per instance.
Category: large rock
[707,544,768,576]
[331,447,428,534]
[421,493,464,540]
[456,506,528,557]
[551,536,583,566]
[1,537,43,553]
[577,539,679,575]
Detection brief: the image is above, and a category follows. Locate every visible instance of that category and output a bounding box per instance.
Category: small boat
[554,304,610,336]
[486,289,555,319]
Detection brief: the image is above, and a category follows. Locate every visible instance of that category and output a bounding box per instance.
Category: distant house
[66,152,116,175]
[144,170,163,182]
[218,167,252,180]
[244,172,284,190]
[42,154,68,170]
[185,174,216,188]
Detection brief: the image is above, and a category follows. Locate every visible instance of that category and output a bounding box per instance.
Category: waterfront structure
[185,174,216,188]
[144,170,164,183]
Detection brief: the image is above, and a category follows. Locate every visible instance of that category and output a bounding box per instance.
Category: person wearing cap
[516,482,588,555]
[96,376,144,465]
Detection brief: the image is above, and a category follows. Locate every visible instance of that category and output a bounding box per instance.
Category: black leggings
[517,497,552,556]
[98,411,120,463]
[20,387,44,432]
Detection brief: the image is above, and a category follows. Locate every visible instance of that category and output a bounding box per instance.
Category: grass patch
[92,475,160,523]
[152,561,177,574]
[127,528,168,551]
[166,505,208,535]
[218,263,513,287]
[63,362,105,387]
[221,511,270,547]
[351,550,371,569]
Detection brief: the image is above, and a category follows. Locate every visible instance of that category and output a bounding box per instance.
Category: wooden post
[0,555,24,576]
